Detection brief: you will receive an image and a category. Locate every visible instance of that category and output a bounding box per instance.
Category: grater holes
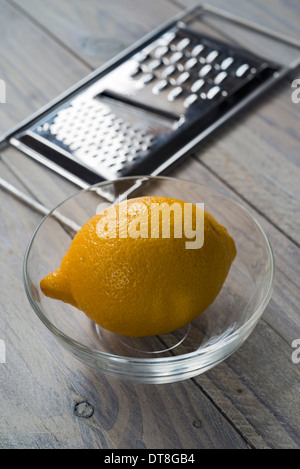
[43,97,157,179]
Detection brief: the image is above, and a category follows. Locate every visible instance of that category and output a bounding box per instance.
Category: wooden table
[0,0,299,449]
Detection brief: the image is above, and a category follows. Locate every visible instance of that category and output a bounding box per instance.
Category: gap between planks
[5,0,95,71]
[193,155,300,251]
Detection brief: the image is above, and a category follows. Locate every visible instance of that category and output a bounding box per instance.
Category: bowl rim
[23,175,275,366]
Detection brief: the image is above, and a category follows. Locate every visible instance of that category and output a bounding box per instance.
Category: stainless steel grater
[30,95,171,181]
[1,4,300,189]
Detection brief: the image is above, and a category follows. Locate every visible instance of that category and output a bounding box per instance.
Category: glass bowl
[23,176,275,383]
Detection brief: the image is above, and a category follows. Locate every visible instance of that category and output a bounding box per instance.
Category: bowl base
[95,323,190,357]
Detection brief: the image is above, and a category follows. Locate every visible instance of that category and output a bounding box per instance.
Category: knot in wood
[74,401,94,418]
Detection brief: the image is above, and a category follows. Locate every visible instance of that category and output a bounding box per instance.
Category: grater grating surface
[31,95,174,180]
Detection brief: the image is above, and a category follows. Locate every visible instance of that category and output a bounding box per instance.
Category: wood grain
[0,161,112,448]
[196,84,300,245]
[6,0,300,246]
[1,0,300,449]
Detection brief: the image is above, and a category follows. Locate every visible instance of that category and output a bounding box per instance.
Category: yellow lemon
[40,196,236,337]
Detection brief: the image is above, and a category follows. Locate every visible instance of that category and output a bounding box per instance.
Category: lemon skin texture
[40,196,236,337]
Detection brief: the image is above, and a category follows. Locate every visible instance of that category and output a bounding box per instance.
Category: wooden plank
[0,0,89,135]
[4,148,300,448]
[0,168,249,449]
[1,146,80,210]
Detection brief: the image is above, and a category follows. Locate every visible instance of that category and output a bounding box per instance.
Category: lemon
[40,196,236,337]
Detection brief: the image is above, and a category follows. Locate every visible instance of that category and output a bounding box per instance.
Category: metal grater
[1,5,300,189]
